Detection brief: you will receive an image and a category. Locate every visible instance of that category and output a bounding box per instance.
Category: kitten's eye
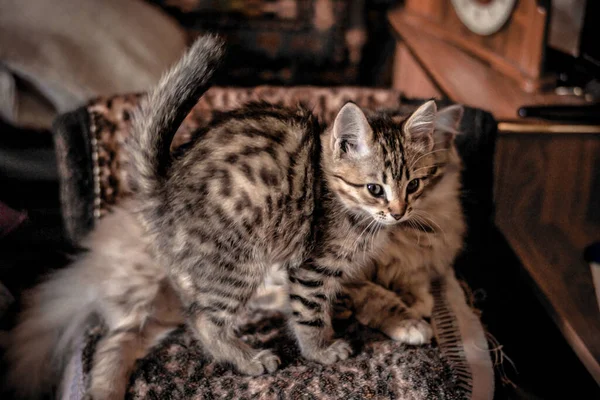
[406,179,420,194]
[367,184,384,198]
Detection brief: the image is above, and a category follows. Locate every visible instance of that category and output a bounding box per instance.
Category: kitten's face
[328,102,463,227]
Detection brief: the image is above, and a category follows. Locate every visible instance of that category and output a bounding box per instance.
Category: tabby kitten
[127,35,452,375]
[343,104,466,344]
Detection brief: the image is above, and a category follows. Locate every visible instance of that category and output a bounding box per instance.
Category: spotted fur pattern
[127,35,456,376]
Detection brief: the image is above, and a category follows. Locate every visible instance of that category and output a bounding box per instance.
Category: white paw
[305,339,353,365]
[237,349,281,375]
[385,319,432,345]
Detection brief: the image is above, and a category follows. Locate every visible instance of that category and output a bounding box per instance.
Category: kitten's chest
[320,218,388,263]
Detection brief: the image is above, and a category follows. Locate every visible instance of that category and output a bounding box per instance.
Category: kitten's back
[163,102,321,264]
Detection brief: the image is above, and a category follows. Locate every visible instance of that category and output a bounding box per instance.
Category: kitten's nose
[389,201,406,221]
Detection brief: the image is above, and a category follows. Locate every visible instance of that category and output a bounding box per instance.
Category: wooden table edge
[497,220,600,385]
[498,122,600,134]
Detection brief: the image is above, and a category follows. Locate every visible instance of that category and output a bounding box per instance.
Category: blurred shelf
[388,8,590,123]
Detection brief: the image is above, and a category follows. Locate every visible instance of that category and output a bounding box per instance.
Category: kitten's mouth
[399,220,435,233]
[373,217,397,227]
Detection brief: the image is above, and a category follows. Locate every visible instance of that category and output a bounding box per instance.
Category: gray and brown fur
[127,35,459,375]
[5,202,184,400]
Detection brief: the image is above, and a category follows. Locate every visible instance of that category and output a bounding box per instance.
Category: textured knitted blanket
[60,275,493,400]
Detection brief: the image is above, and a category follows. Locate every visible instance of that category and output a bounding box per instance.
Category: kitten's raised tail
[5,265,99,399]
[128,35,225,196]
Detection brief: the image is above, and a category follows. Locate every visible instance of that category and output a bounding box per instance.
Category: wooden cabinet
[494,133,600,384]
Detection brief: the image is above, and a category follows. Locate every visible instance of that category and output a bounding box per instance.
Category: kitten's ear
[404,100,437,151]
[435,104,464,148]
[332,102,372,158]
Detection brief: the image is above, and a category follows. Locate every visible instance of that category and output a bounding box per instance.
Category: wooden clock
[398,0,550,92]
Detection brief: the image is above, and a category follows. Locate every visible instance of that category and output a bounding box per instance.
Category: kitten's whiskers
[407,219,422,246]
[409,217,433,247]
[412,210,447,244]
[409,149,448,170]
[341,214,371,254]
[364,222,381,263]
[353,220,376,258]
[412,163,443,174]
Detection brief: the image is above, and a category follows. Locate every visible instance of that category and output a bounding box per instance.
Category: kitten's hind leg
[86,321,177,400]
[287,262,353,364]
[181,266,280,376]
[345,280,432,345]
[190,311,280,375]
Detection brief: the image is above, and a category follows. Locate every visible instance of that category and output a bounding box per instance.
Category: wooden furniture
[396,0,549,92]
[388,6,589,122]
[387,4,600,385]
[494,132,600,384]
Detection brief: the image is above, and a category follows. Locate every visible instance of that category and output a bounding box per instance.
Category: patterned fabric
[146,0,370,85]
[79,310,465,399]
[64,272,494,399]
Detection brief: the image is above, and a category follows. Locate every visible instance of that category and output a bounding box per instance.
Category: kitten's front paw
[305,339,353,365]
[385,319,432,345]
[236,349,281,375]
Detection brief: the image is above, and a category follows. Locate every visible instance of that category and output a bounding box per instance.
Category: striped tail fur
[127,34,225,198]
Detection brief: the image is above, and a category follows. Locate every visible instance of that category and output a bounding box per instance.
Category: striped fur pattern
[127,35,462,376]
[343,104,466,345]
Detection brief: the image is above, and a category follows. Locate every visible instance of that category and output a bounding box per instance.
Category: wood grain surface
[401,0,548,91]
[388,8,588,121]
[494,133,600,384]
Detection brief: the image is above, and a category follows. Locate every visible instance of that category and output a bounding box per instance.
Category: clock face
[450,0,517,36]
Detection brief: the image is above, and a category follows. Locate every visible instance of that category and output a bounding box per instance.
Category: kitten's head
[326,101,463,226]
